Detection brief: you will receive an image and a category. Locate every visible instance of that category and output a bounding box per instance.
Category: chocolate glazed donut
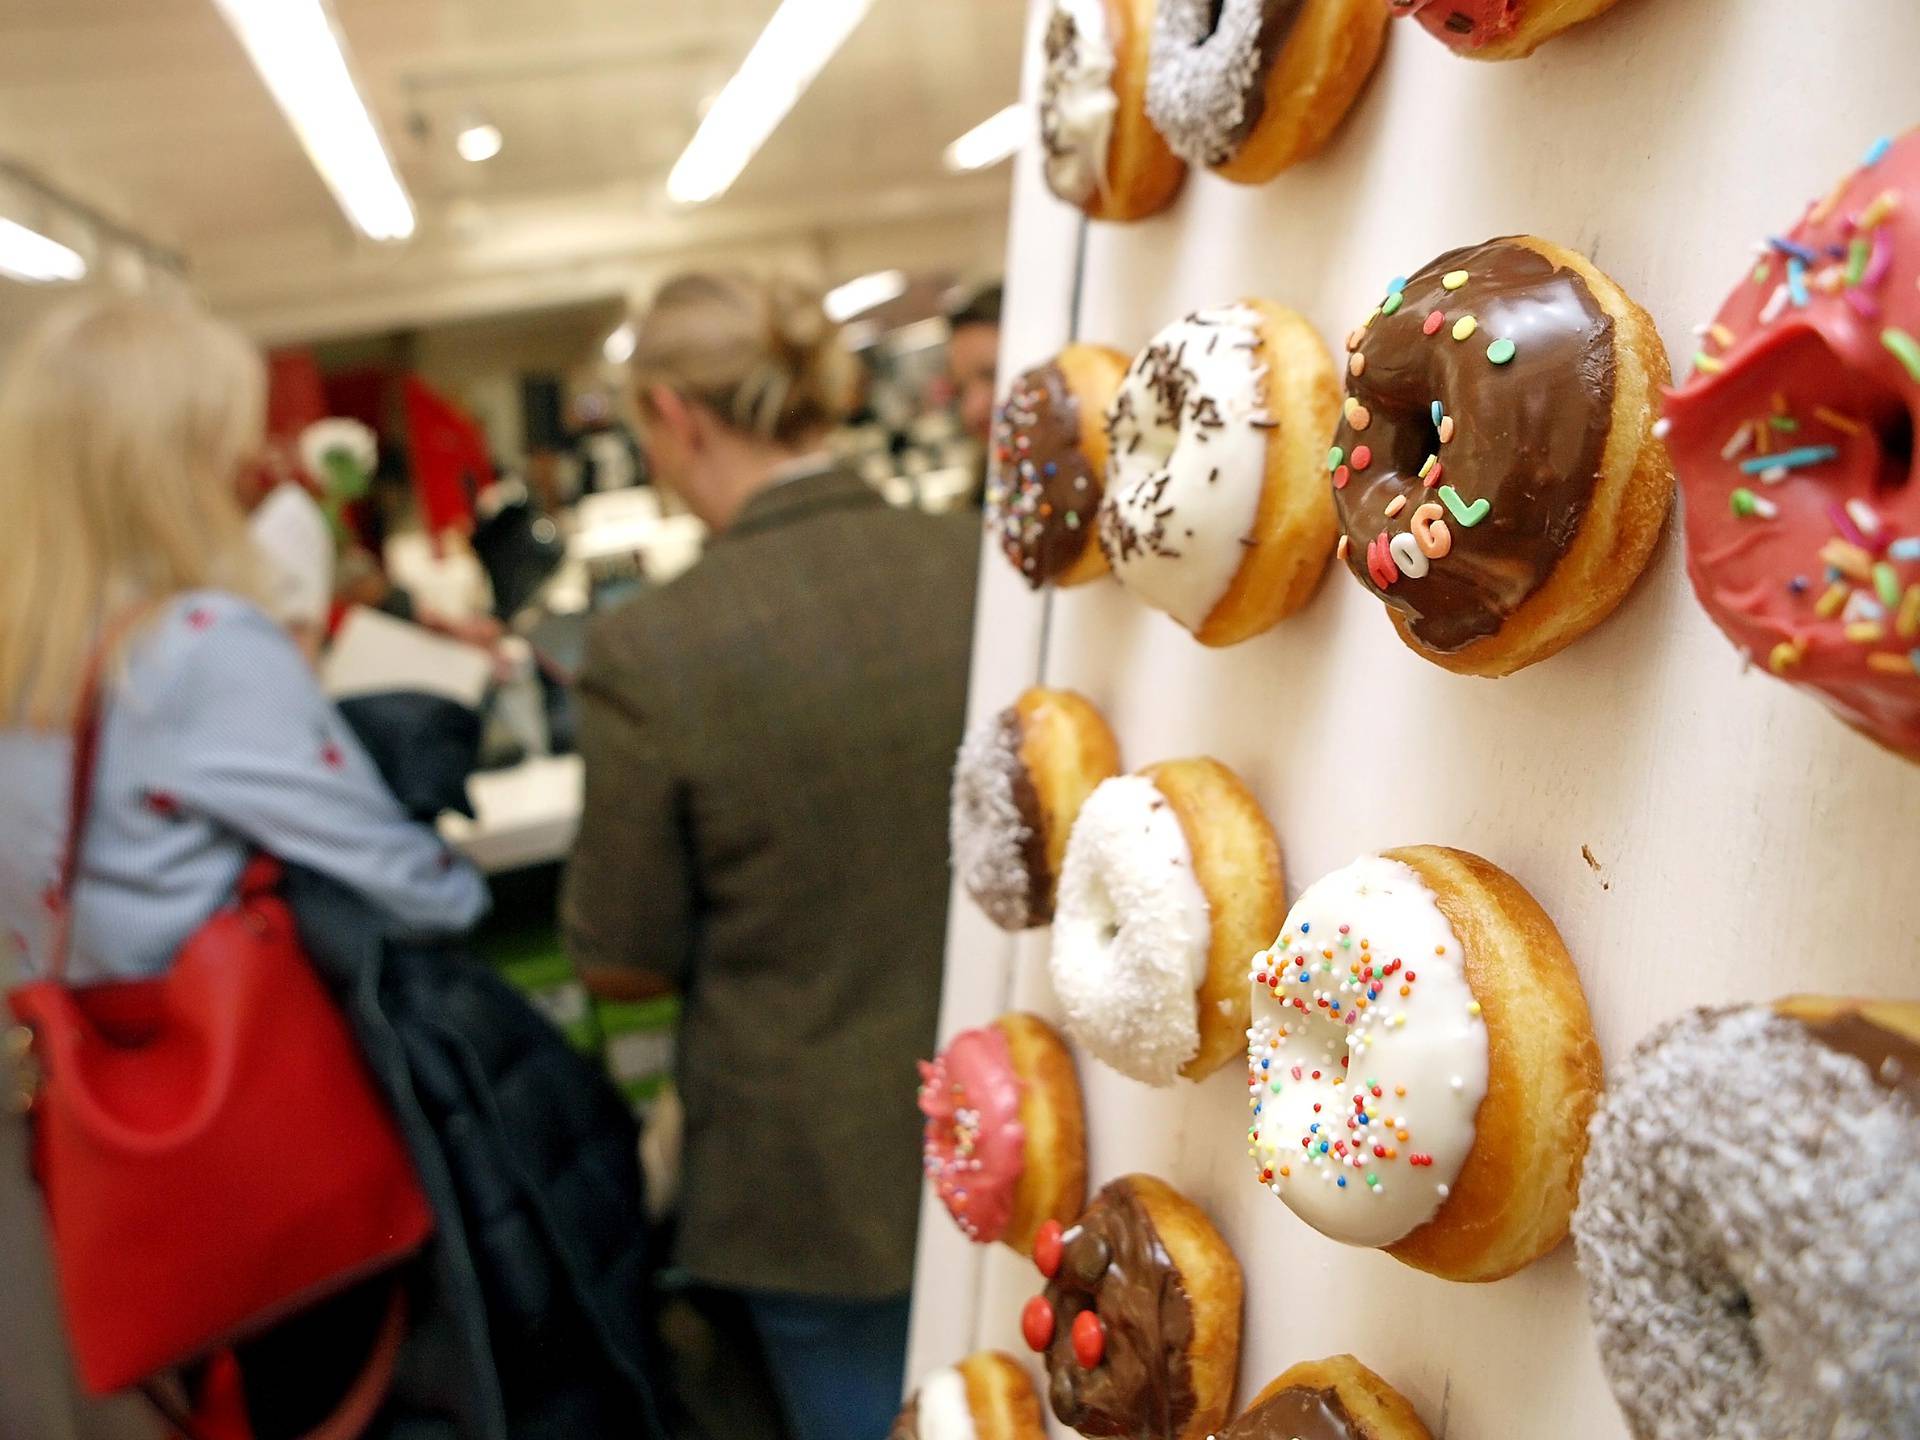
[1332,235,1672,675]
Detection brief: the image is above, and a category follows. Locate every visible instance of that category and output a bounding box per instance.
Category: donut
[891,1351,1048,1440]
[1019,1174,1242,1440]
[1246,847,1601,1281]
[989,345,1129,589]
[1215,1355,1432,1440]
[1332,236,1673,676]
[1573,997,1920,1440]
[1143,0,1387,184]
[1050,758,1283,1085]
[1100,301,1339,646]
[951,687,1121,931]
[1383,0,1628,60]
[1039,0,1185,221]
[1663,130,1920,761]
[917,1012,1087,1256]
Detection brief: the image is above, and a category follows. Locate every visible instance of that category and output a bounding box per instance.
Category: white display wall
[906,1,1920,1435]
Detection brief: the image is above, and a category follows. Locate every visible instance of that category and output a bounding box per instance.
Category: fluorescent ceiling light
[603,321,636,365]
[0,218,87,283]
[823,269,907,324]
[666,0,873,206]
[209,0,416,242]
[455,122,503,164]
[944,104,1027,173]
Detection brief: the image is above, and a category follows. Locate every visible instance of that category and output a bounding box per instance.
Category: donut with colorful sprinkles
[1019,1174,1242,1440]
[1573,996,1920,1440]
[988,344,1129,589]
[1384,0,1632,61]
[1246,847,1600,1281]
[917,1012,1087,1257]
[1664,129,1920,761]
[1331,236,1673,675]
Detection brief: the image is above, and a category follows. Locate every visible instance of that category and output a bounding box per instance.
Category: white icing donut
[951,708,1041,932]
[1246,855,1489,1248]
[1039,0,1118,208]
[915,1366,980,1440]
[1100,306,1274,634]
[1050,775,1211,1086]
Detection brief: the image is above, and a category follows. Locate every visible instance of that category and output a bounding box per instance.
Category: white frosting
[915,1366,979,1440]
[1099,306,1274,634]
[1247,855,1490,1248]
[951,707,1040,931]
[1040,0,1118,206]
[1050,775,1212,1085]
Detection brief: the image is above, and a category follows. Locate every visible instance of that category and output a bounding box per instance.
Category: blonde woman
[0,295,488,1434]
[562,273,978,1440]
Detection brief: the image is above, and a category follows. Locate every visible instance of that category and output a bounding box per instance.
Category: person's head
[0,295,266,727]
[629,272,853,530]
[946,282,1002,444]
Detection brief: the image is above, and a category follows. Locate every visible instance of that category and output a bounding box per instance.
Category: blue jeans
[742,1290,911,1440]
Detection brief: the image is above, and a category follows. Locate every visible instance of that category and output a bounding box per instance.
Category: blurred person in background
[242,443,335,664]
[945,280,1002,445]
[0,297,488,1439]
[563,272,979,1440]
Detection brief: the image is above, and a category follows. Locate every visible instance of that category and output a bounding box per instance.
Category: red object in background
[403,376,494,540]
[266,350,329,445]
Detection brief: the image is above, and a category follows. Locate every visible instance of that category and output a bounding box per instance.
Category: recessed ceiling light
[456,121,503,164]
[944,104,1027,173]
[823,269,907,324]
[603,322,636,365]
[0,217,87,284]
[209,0,415,242]
[666,0,874,206]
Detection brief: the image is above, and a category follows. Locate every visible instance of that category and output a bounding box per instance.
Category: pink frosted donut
[1386,0,1628,60]
[917,1013,1086,1256]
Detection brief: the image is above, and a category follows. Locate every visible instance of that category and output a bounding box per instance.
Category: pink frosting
[1387,0,1523,52]
[918,1023,1027,1244]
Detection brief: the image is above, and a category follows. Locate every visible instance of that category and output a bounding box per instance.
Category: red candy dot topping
[1033,1219,1064,1279]
[1070,1309,1105,1369]
[1021,1295,1055,1353]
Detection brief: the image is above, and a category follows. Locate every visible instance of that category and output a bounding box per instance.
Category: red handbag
[6,632,435,1401]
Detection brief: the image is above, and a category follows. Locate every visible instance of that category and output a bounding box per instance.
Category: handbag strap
[45,612,132,986]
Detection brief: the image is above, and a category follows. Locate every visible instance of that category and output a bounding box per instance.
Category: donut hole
[1201,0,1227,39]
[1873,405,1913,495]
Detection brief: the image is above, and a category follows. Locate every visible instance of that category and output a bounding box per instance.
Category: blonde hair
[630,272,854,447]
[0,295,266,728]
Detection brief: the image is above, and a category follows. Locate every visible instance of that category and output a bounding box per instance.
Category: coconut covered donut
[1019,1174,1242,1440]
[1246,848,1601,1281]
[1143,0,1386,184]
[1663,129,1920,761]
[1573,997,1920,1440]
[1101,301,1340,646]
[1215,1355,1433,1440]
[1039,0,1185,221]
[1050,758,1283,1085]
[891,1351,1048,1440]
[1332,236,1673,675]
[989,345,1130,589]
[952,688,1121,931]
[918,1012,1087,1256]
[1384,0,1630,60]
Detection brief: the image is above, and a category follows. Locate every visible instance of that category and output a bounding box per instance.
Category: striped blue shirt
[0,592,488,986]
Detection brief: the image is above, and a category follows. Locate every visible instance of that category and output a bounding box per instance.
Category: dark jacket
[287,869,668,1440]
[562,466,979,1297]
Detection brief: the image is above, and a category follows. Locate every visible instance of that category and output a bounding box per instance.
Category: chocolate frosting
[990,363,1103,587]
[1334,237,1618,652]
[1217,1385,1363,1440]
[887,1395,920,1440]
[1223,1,1309,150]
[1041,1178,1196,1438]
[1003,709,1054,923]
[1794,1009,1920,1105]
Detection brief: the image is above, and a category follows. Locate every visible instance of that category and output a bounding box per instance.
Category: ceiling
[0,0,1026,339]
